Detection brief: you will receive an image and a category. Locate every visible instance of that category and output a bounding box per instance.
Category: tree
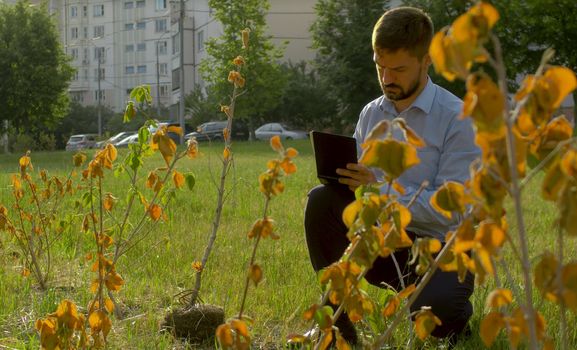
[404,0,577,118]
[0,1,74,134]
[199,0,286,138]
[185,84,222,128]
[311,0,389,129]
[267,62,338,130]
[53,102,115,149]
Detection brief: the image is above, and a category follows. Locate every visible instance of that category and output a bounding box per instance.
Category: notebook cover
[310,131,358,185]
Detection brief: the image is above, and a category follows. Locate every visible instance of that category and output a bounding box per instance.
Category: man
[304,6,480,346]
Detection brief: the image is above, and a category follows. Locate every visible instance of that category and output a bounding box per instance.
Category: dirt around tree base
[161,304,224,343]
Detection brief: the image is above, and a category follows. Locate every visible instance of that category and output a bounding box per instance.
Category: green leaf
[138,126,150,144]
[185,173,196,191]
[314,305,334,330]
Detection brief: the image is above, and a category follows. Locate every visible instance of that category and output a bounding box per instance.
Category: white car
[254,123,308,141]
[96,131,137,148]
[114,134,139,148]
[65,134,97,151]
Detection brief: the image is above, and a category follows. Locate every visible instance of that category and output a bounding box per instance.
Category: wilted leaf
[486,288,513,309]
[73,152,87,167]
[249,264,263,286]
[148,204,162,221]
[105,270,124,291]
[395,118,425,147]
[414,309,442,340]
[359,139,419,180]
[430,181,469,219]
[270,135,282,152]
[216,324,234,349]
[480,311,505,347]
[172,171,185,189]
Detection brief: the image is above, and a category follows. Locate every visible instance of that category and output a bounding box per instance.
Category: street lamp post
[97,50,102,137]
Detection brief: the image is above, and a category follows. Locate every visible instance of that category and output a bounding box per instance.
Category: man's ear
[422,53,432,68]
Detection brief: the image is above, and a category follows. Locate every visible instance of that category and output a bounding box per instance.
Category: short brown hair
[372,7,433,59]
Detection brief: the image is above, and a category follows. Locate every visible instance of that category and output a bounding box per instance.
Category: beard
[381,67,422,102]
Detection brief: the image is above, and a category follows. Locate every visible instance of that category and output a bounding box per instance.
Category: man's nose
[382,69,395,85]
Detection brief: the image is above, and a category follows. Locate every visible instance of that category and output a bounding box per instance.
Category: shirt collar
[379,76,436,116]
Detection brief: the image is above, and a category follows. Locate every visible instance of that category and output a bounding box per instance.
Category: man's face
[373,49,430,102]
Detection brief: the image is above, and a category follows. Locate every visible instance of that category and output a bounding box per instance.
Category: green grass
[0,140,575,349]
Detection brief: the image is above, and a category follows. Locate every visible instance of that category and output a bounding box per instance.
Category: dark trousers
[304,184,474,338]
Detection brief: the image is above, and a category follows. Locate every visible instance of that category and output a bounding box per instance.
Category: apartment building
[15,0,316,118]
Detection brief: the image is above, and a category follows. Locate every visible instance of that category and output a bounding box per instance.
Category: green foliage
[184,84,222,127]
[52,102,116,148]
[199,0,286,135]
[0,1,74,133]
[266,62,338,131]
[311,0,388,127]
[10,131,56,152]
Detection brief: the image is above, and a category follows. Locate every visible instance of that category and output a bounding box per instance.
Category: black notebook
[310,131,358,185]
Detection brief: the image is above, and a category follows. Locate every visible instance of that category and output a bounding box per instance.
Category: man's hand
[336,163,376,191]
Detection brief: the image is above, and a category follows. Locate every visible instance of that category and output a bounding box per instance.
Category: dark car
[184,120,249,142]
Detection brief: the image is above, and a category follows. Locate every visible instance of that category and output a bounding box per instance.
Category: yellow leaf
[318,329,333,350]
[241,28,250,49]
[302,304,318,321]
[216,324,234,348]
[249,263,263,286]
[359,139,419,180]
[231,319,249,338]
[22,267,30,277]
[542,158,567,202]
[475,221,506,254]
[342,200,362,228]
[559,184,577,236]
[270,135,282,152]
[172,171,185,189]
[430,181,468,219]
[103,193,115,211]
[452,2,499,44]
[486,288,513,309]
[480,311,505,347]
[560,148,577,180]
[223,147,231,161]
[382,296,399,318]
[221,105,232,118]
[364,120,390,143]
[530,116,573,161]
[149,204,162,221]
[167,125,183,136]
[398,284,416,299]
[395,119,425,147]
[285,147,298,158]
[104,298,114,313]
[534,252,559,301]
[105,270,124,291]
[186,138,199,159]
[335,329,352,350]
[232,56,245,66]
[414,309,442,340]
[152,132,177,166]
[73,152,87,167]
[543,66,577,109]
[462,72,506,135]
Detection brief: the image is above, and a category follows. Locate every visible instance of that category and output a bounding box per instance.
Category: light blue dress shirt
[353,77,481,241]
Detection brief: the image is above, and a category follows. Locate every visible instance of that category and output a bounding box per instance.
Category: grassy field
[0,139,575,349]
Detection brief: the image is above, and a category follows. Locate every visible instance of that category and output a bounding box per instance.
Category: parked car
[184,120,249,142]
[114,134,139,148]
[254,123,308,141]
[96,131,137,148]
[65,134,98,151]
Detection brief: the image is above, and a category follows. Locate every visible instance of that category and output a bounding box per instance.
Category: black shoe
[446,323,472,349]
[334,314,359,346]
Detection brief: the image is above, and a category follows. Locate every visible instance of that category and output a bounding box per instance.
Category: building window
[157,41,167,55]
[94,90,105,101]
[136,21,146,30]
[124,2,133,9]
[160,84,169,97]
[71,27,78,39]
[172,68,180,90]
[136,43,146,52]
[70,48,78,60]
[72,71,79,81]
[136,0,145,8]
[82,5,87,17]
[94,25,104,38]
[94,47,105,61]
[137,65,147,74]
[94,68,105,81]
[155,0,166,10]
[71,91,84,102]
[93,4,104,17]
[197,30,204,52]
[125,44,134,52]
[125,66,135,74]
[172,34,179,54]
[159,63,168,76]
[155,19,167,33]
[83,48,89,63]
[83,69,89,80]
[70,6,77,17]
[124,23,134,31]
[83,27,88,39]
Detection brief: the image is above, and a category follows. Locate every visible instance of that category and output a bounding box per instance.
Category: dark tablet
[310,131,358,185]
